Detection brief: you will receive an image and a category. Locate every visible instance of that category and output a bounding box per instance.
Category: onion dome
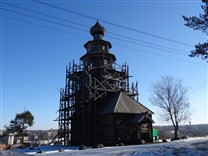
[90,21,105,39]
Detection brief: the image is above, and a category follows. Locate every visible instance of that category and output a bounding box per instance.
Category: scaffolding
[51,59,138,145]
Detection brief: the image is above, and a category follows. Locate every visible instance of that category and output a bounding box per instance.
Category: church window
[102,45,106,51]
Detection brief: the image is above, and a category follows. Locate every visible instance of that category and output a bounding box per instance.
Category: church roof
[100,92,154,115]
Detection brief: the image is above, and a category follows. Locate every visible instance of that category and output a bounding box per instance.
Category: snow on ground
[0,136,208,156]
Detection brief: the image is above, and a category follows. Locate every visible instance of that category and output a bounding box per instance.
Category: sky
[0,0,207,130]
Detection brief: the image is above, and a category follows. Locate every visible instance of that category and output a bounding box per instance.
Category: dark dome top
[90,21,105,36]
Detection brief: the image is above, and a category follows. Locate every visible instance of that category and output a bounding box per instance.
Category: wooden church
[53,21,154,146]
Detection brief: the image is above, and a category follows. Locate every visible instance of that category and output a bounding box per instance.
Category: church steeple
[80,21,116,69]
[83,21,111,54]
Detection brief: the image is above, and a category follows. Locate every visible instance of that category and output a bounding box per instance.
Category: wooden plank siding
[98,113,153,145]
[98,114,115,145]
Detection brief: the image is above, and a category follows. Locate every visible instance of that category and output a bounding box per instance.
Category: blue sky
[1,0,207,130]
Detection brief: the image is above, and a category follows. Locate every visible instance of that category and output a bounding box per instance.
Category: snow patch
[1,136,207,156]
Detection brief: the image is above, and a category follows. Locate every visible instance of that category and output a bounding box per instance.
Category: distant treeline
[154,124,208,139]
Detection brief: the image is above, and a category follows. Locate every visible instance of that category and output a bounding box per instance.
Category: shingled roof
[100,92,154,115]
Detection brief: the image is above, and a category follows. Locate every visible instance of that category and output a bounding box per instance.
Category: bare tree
[150,76,191,139]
